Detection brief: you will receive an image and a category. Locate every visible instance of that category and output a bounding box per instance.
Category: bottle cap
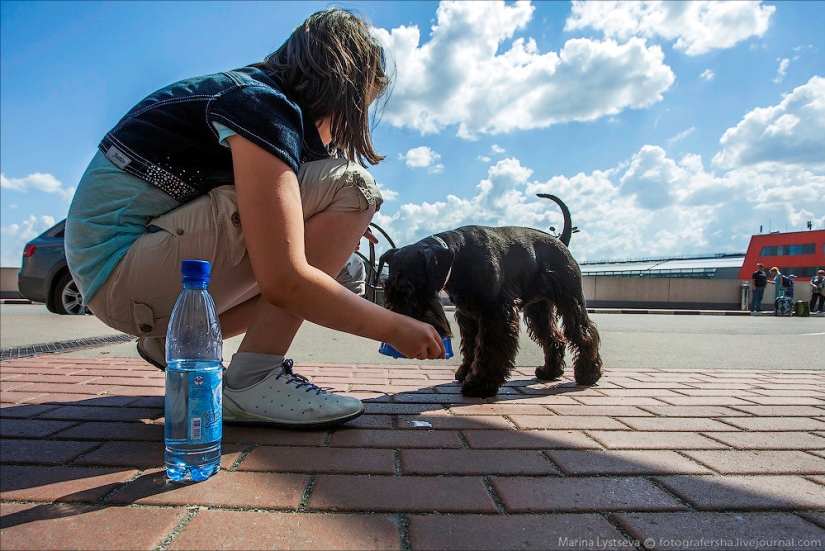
[181,260,210,283]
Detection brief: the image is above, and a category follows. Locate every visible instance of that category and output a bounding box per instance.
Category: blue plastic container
[164,260,223,483]
[379,336,453,359]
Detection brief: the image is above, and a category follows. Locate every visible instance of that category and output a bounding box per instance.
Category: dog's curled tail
[536,194,572,246]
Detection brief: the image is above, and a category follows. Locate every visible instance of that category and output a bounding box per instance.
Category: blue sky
[2,1,824,267]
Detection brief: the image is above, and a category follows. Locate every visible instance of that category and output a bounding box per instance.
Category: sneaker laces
[275,359,326,395]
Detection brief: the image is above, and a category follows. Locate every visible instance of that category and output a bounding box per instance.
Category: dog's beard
[383,279,453,338]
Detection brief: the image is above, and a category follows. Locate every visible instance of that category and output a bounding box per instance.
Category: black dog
[378,195,602,398]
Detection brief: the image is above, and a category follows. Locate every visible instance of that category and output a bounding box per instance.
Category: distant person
[770,266,790,316]
[64,8,445,432]
[811,269,825,313]
[750,263,767,312]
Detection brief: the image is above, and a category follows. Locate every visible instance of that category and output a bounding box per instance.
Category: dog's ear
[421,246,455,293]
[377,248,397,280]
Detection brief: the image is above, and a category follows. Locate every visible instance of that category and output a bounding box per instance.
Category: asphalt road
[2,303,823,370]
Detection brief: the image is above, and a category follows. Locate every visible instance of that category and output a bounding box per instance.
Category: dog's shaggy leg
[454,310,479,383]
[558,299,603,386]
[460,305,520,398]
[524,301,567,381]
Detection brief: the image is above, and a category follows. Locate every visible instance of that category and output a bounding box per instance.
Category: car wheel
[53,272,86,315]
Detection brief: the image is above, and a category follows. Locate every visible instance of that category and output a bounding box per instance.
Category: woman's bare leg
[218,206,375,353]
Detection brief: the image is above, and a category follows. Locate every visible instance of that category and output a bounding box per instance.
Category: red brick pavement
[1,357,825,550]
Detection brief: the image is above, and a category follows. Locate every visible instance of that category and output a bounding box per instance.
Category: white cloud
[399,146,445,173]
[713,76,825,170]
[565,1,775,56]
[491,144,506,154]
[772,57,790,83]
[376,0,674,138]
[376,182,399,202]
[375,141,824,262]
[700,69,715,81]
[1,172,75,201]
[667,126,696,145]
[1,215,57,267]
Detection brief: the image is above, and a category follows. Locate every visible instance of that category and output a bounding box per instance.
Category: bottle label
[187,370,222,443]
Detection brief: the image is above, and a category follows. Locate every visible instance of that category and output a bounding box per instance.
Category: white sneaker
[223,359,364,430]
[137,336,167,371]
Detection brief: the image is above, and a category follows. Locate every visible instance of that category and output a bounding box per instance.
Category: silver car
[17,219,86,315]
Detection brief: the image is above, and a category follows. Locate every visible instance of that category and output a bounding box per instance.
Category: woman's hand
[387,316,446,360]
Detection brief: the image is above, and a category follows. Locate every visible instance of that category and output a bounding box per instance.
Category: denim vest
[99,66,328,203]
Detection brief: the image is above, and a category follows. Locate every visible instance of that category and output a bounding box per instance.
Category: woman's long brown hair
[262,8,391,166]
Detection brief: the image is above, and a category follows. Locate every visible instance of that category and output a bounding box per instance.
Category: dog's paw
[460,376,500,398]
[574,368,602,386]
[455,364,470,383]
[535,364,564,381]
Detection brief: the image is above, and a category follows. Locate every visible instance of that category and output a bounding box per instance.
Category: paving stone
[392,393,480,404]
[0,465,137,502]
[222,426,329,446]
[0,418,76,438]
[2,373,102,384]
[107,469,308,509]
[717,417,825,431]
[654,475,825,510]
[238,446,396,474]
[637,406,750,417]
[85,376,165,387]
[669,389,765,397]
[401,449,560,475]
[729,405,825,416]
[682,450,825,474]
[740,396,825,406]
[26,393,143,408]
[492,476,687,513]
[397,414,512,430]
[0,438,99,465]
[38,405,162,422]
[329,428,463,448]
[0,391,46,404]
[168,510,401,550]
[702,431,825,450]
[339,414,394,429]
[0,403,59,418]
[596,389,686,397]
[508,415,631,430]
[2,383,118,395]
[54,421,164,441]
[101,385,165,397]
[614,417,739,431]
[655,396,761,406]
[446,404,552,415]
[569,396,670,406]
[586,430,730,450]
[463,430,601,449]
[73,441,164,469]
[547,405,654,416]
[800,512,825,530]
[308,475,498,513]
[0,502,186,551]
[364,403,444,415]
[613,512,825,551]
[408,513,631,551]
[544,450,712,476]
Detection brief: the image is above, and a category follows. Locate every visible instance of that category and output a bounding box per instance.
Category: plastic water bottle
[164,260,223,482]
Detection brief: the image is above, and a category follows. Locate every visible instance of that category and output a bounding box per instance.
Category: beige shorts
[87,158,382,337]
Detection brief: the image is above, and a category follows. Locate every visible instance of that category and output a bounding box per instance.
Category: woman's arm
[228,134,445,359]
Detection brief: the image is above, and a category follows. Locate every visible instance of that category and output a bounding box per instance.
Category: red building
[737,229,825,281]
